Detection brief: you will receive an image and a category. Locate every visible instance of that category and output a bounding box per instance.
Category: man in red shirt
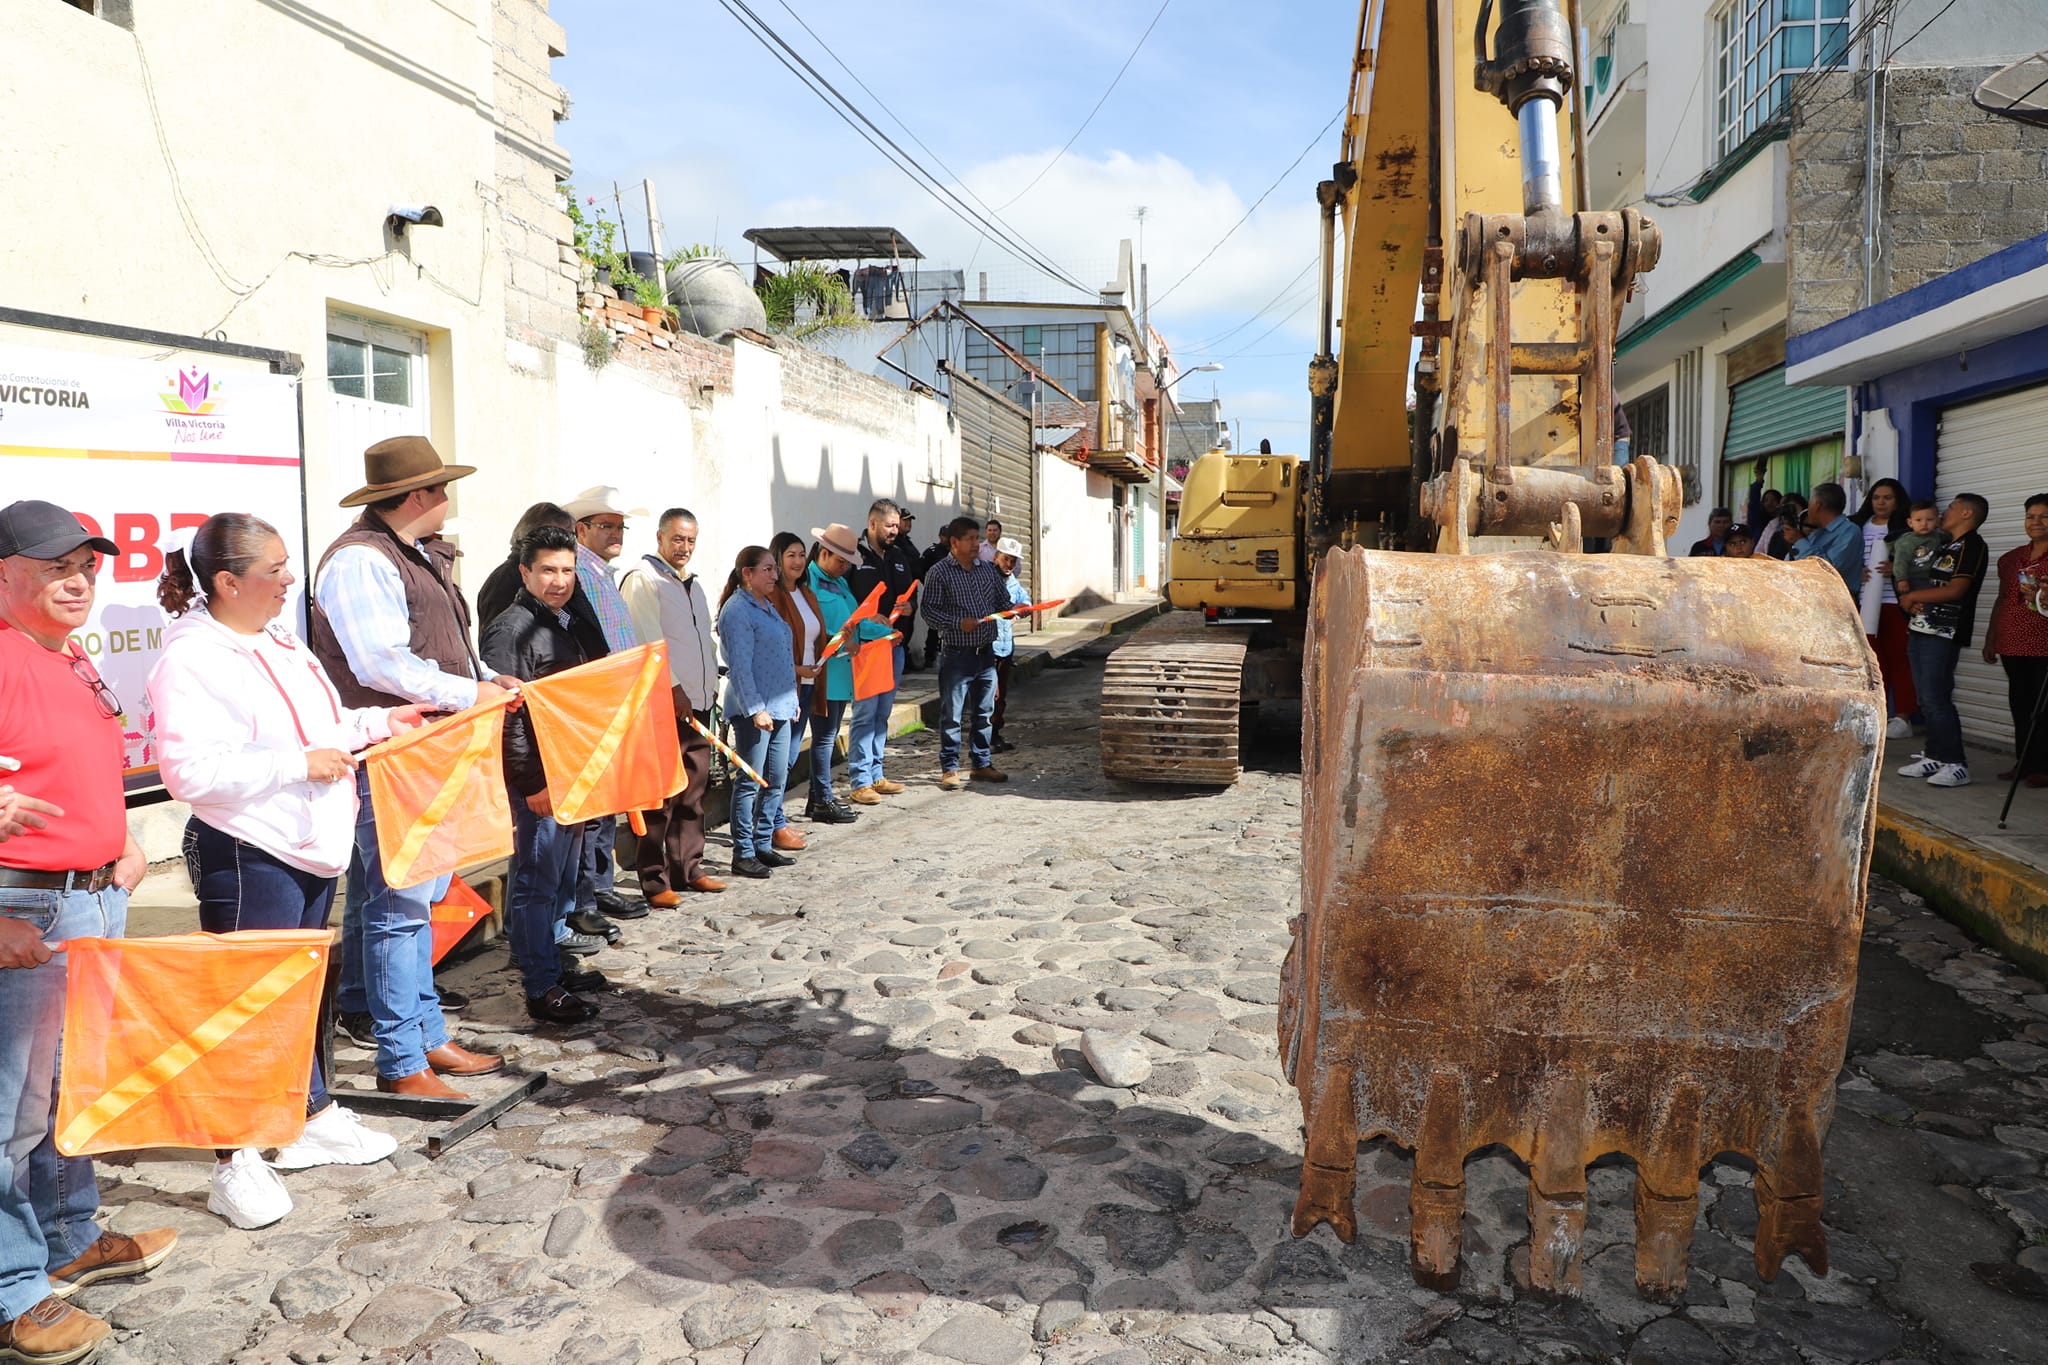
[0,501,177,1361]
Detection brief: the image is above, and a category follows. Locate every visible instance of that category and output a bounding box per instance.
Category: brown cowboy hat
[339,435,476,508]
[810,523,861,563]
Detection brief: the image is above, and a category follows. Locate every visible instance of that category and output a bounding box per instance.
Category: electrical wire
[996,0,1173,210]
[713,0,1091,297]
[1213,293,1317,361]
[1151,105,1345,309]
[1177,255,1319,353]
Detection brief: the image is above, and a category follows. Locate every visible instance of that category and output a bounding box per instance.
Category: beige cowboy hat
[561,486,649,522]
[811,523,861,563]
[339,435,475,508]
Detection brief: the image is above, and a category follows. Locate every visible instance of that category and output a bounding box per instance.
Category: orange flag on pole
[519,642,686,826]
[364,693,517,889]
[364,695,516,896]
[816,582,886,666]
[431,876,491,965]
[56,930,333,1156]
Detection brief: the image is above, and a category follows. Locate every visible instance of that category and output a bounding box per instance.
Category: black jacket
[852,529,922,620]
[480,590,591,796]
[477,553,608,662]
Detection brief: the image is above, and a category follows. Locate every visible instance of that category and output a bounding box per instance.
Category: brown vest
[307,514,479,708]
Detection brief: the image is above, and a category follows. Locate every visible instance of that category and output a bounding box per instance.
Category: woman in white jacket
[146,514,424,1231]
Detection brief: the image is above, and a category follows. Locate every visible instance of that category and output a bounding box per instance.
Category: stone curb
[1873,801,2048,979]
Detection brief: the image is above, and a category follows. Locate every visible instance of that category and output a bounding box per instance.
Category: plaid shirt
[921,553,1012,653]
[314,544,478,713]
[575,543,640,653]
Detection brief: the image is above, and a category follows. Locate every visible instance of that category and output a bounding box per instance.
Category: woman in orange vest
[147,514,426,1230]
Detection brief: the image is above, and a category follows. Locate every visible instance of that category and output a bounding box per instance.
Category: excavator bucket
[1281,547,1882,1301]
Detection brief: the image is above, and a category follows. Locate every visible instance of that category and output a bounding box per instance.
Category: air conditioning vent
[1255,549,1280,574]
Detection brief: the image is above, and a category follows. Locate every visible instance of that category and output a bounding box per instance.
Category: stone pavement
[89,643,2048,1364]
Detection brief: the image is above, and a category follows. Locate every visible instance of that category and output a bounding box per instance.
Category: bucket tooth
[1293,1062,1360,1241]
[1292,547,1881,1302]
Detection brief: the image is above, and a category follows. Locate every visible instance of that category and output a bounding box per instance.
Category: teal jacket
[807,561,894,701]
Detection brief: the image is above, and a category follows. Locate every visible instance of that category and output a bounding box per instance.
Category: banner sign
[0,341,305,793]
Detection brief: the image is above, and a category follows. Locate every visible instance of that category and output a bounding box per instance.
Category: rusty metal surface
[1099,617,1247,786]
[1282,548,1883,1301]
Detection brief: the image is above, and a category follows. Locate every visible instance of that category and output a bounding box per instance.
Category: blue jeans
[188,819,336,1115]
[809,697,848,802]
[938,647,999,772]
[341,768,450,1080]
[848,645,904,788]
[730,718,792,858]
[0,881,126,1320]
[509,795,582,999]
[576,816,615,911]
[1908,633,1966,764]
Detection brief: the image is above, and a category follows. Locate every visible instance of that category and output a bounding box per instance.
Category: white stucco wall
[1036,456,1119,608]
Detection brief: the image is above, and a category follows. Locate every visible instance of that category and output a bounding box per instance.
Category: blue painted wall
[1862,321,2048,498]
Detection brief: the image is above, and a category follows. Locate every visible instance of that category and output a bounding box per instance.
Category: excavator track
[1099,616,1248,786]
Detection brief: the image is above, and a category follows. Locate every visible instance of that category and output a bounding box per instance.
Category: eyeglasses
[67,645,121,720]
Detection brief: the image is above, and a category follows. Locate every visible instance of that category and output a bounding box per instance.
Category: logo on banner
[160,367,222,416]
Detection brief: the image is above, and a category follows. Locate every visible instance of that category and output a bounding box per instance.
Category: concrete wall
[2,0,577,559]
[1035,456,1119,608]
[1790,61,2048,336]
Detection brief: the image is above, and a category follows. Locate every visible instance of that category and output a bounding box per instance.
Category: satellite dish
[1974,51,2048,128]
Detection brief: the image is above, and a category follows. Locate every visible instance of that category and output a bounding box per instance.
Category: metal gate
[1935,382,2048,747]
[944,365,1039,603]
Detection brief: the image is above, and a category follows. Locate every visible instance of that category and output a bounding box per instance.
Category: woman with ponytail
[145,514,426,1231]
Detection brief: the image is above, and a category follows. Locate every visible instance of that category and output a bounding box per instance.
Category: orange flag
[520,642,687,825]
[851,634,900,701]
[364,693,517,890]
[431,876,491,965]
[57,931,333,1156]
[816,582,887,666]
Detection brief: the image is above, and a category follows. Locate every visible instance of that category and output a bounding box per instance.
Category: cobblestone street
[88,644,2048,1364]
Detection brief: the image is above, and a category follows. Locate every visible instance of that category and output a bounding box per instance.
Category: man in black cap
[0,500,178,1362]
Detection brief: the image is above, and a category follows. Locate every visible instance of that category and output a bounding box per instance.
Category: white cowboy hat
[561,486,648,522]
[994,537,1025,561]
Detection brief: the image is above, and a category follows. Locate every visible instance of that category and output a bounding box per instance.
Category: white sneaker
[208,1149,292,1229]
[1886,715,1913,739]
[272,1102,399,1170]
[1896,755,1941,778]
[1928,763,1972,788]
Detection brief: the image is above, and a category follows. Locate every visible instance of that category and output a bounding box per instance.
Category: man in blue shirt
[1791,482,1863,598]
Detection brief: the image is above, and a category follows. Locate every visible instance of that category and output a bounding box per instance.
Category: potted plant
[629,273,670,327]
[562,184,621,290]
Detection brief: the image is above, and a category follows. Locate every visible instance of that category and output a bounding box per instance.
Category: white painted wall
[1036,456,1120,608]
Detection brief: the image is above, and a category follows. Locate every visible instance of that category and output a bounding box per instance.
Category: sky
[552,0,1364,451]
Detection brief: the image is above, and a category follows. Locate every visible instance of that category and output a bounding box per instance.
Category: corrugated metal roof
[742,227,923,262]
[1722,364,1844,462]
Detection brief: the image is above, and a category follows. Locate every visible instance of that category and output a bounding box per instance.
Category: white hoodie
[146,607,394,877]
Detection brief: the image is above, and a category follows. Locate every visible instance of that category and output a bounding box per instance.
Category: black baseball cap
[0,500,118,560]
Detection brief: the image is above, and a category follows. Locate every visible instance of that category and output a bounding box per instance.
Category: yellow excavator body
[1101,0,1883,1303]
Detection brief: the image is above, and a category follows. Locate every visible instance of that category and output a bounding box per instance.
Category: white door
[1933,383,2048,747]
[323,316,429,517]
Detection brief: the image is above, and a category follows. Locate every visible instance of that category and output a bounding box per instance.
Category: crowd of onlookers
[1687,457,2048,793]
[0,434,1044,1355]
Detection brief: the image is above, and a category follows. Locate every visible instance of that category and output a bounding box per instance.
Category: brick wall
[780,337,940,436]
[490,0,579,350]
[1789,65,2048,336]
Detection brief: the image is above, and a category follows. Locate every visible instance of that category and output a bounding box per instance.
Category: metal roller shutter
[1934,382,2048,747]
[945,367,1039,602]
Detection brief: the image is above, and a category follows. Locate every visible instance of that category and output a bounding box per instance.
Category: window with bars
[1622,386,1669,462]
[962,323,1099,403]
[1713,0,1852,162]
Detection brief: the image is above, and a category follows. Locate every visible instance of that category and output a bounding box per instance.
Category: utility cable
[996,0,1173,210]
[1151,106,1345,309]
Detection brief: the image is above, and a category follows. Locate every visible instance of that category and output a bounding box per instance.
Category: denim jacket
[717,590,800,722]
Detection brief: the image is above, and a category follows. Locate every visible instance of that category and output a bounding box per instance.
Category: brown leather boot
[47,1229,178,1297]
[871,778,906,795]
[424,1042,503,1076]
[378,1068,463,1099]
[772,827,807,851]
[969,767,1009,783]
[645,889,682,908]
[0,1295,110,1361]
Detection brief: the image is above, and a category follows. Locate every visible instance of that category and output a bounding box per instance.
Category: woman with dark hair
[1851,478,1917,737]
[716,546,799,879]
[146,513,426,1230]
[1984,494,2048,786]
[1759,493,1807,560]
[767,531,826,839]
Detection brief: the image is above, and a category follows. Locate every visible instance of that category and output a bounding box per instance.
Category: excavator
[1101,0,1883,1301]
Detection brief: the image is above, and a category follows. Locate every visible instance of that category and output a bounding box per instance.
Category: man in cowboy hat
[556,487,648,938]
[804,523,895,820]
[309,436,511,1097]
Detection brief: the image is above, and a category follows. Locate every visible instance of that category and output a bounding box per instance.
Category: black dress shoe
[731,856,772,879]
[434,985,470,1010]
[829,800,862,821]
[336,1011,375,1044]
[555,955,607,992]
[567,907,623,944]
[805,802,857,825]
[592,889,649,920]
[526,987,594,1023]
[991,738,1016,754]
[757,848,794,868]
